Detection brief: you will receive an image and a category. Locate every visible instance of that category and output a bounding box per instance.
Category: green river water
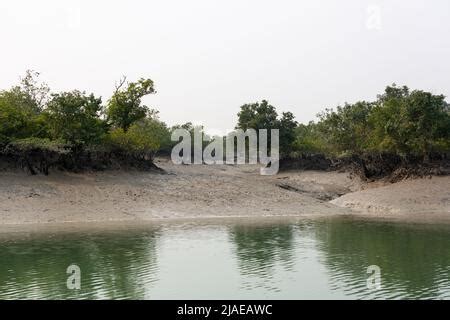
[0,217,449,299]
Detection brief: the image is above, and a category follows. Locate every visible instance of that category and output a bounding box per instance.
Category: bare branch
[114,76,127,94]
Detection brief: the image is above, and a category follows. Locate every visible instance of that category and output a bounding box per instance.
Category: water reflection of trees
[314,219,450,299]
[228,224,295,291]
[0,229,160,299]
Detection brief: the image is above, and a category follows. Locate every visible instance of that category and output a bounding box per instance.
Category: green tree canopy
[317,101,375,154]
[45,91,107,146]
[368,85,450,156]
[279,111,298,154]
[236,100,297,155]
[311,84,450,157]
[107,77,156,131]
[108,117,171,159]
[0,71,50,144]
[236,100,279,131]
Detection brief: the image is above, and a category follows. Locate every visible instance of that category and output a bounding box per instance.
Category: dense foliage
[1,71,449,174]
[314,85,450,157]
[236,100,298,155]
[237,85,450,159]
[107,77,157,131]
[0,71,171,167]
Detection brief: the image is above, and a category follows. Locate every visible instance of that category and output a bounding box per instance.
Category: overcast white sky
[1,0,449,133]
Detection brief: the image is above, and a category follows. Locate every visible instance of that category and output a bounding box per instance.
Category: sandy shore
[0,158,449,225]
[331,176,450,221]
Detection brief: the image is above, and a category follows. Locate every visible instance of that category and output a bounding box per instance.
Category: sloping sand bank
[0,158,448,225]
[0,159,351,225]
[331,176,450,220]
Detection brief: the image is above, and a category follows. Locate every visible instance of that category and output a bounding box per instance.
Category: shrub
[6,138,70,154]
[44,91,108,147]
[108,118,171,159]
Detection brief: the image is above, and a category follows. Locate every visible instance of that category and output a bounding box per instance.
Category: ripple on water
[0,219,449,299]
